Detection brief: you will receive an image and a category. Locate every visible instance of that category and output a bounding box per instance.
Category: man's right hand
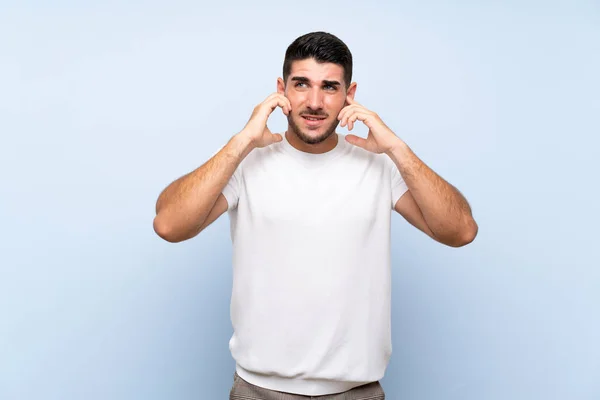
[238,93,292,149]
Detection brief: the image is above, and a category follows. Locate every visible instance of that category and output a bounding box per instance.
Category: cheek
[288,99,302,114]
[325,99,345,116]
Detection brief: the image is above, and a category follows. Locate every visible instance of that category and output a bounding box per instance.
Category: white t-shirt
[221,132,409,396]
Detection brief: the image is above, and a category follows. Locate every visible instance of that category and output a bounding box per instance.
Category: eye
[324,84,336,91]
[295,82,307,88]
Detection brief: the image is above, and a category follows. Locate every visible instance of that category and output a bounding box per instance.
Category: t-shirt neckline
[280,131,345,167]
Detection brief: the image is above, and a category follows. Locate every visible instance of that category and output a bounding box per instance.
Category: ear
[277,77,286,95]
[345,82,357,105]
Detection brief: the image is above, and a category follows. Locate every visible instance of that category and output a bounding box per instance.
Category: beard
[287,113,340,145]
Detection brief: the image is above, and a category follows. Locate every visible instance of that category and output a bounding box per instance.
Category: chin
[289,116,339,145]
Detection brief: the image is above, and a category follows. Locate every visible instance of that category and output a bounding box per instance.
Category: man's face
[278,58,356,145]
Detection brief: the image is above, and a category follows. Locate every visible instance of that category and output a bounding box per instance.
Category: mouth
[301,115,327,127]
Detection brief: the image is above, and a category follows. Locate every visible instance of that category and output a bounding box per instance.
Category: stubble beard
[287,114,340,145]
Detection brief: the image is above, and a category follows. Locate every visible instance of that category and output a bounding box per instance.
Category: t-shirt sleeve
[222,164,242,211]
[389,157,409,209]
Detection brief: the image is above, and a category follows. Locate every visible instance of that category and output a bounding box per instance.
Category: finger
[284,96,292,115]
[264,93,290,115]
[272,93,291,115]
[267,96,291,116]
[338,102,360,122]
[346,95,360,106]
[345,134,368,149]
[264,92,283,107]
[348,112,369,131]
[341,107,363,128]
[281,94,292,116]
[337,105,349,123]
[339,104,359,126]
[348,112,362,131]
[348,113,356,131]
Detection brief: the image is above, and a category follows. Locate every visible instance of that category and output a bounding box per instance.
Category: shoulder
[237,139,286,172]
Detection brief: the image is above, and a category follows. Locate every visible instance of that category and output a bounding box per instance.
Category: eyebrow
[290,76,342,87]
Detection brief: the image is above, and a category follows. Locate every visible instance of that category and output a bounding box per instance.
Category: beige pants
[229,371,386,400]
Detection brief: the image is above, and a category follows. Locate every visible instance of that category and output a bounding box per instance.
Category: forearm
[386,140,477,245]
[154,133,253,242]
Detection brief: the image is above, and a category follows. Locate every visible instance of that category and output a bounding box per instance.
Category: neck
[285,129,338,154]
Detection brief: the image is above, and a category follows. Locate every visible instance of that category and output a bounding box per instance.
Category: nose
[306,87,324,111]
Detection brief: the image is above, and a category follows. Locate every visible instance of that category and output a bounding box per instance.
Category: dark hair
[283,31,353,89]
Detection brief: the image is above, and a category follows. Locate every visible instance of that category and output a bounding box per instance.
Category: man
[153,31,478,399]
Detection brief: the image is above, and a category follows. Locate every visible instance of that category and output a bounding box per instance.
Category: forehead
[288,58,345,84]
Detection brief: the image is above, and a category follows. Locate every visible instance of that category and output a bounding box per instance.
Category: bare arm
[153,92,292,243]
[337,95,477,248]
[153,134,254,242]
[387,142,478,247]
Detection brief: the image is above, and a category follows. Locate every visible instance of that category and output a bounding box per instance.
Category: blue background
[1,1,599,399]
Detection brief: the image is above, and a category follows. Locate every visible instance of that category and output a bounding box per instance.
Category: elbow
[153,214,188,243]
[451,219,478,247]
[437,218,478,247]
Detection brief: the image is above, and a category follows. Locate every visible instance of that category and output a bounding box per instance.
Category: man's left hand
[338,96,402,154]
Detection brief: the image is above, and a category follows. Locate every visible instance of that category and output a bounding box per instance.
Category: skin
[278,57,478,247]
[154,57,478,247]
[276,58,356,154]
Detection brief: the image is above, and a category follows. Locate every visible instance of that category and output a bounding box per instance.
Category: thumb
[272,133,283,143]
[345,134,367,149]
